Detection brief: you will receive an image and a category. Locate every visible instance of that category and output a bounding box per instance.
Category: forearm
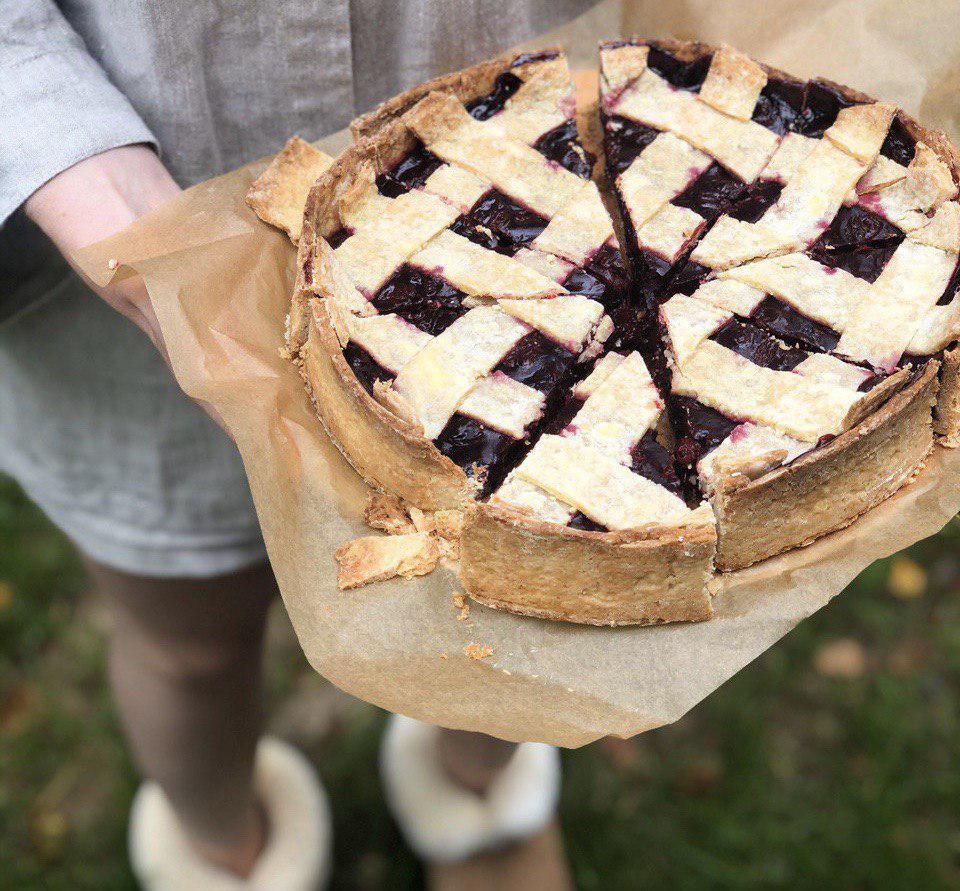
[25,144,180,254]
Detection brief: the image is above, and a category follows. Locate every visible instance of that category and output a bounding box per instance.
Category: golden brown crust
[301,301,472,511]
[711,362,939,570]
[245,137,334,242]
[460,502,716,626]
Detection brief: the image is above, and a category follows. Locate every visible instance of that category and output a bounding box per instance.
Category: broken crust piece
[245,137,334,241]
[364,491,416,535]
[335,532,441,590]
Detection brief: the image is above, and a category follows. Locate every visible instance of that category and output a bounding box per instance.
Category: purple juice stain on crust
[672,162,746,220]
[343,343,394,395]
[631,430,684,497]
[751,296,841,353]
[453,189,548,252]
[646,46,712,92]
[880,114,917,166]
[602,116,660,176]
[326,227,352,249]
[751,78,807,135]
[728,179,784,223]
[533,119,595,178]
[672,396,740,463]
[370,264,467,335]
[376,142,443,197]
[798,80,859,138]
[494,332,575,393]
[938,258,960,306]
[711,317,807,371]
[466,72,523,121]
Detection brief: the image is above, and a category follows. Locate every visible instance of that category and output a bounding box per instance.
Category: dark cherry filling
[631,429,684,497]
[434,415,520,493]
[672,162,746,220]
[534,119,594,178]
[646,46,712,92]
[602,116,660,176]
[799,80,859,138]
[510,50,561,67]
[562,244,631,311]
[466,72,523,121]
[728,179,784,223]
[326,226,352,249]
[370,265,467,335]
[376,143,443,197]
[666,259,712,297]
[880,114,917,166]
[858,370,887,392]
[814,204,903,250]
[671,396,740,464]
[567,512,606,531]
[807,240,901,283]
[751,78,807,135]
[751,296,841,353]
[494,332,576,393]
[711,317,807,371]
[544,393,583,436]
[633,249,676,298]
[343,343,394,395]
[452,189,548,253]
[938,258,960,306]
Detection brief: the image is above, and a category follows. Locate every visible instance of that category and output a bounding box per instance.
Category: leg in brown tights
[85,558,276,877]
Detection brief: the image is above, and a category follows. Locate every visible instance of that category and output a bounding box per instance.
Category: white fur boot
[129,737,332,890]
[380,715,561,863]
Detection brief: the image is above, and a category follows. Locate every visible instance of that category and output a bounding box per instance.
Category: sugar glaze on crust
[282,41,954,625]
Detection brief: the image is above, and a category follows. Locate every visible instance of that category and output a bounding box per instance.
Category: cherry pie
[248,41,960,625]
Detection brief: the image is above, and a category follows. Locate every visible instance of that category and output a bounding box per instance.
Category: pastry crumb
[439,651,448,660]
[364,491,415,535]
[464,643,493,660]
[452,591,470,621]
[335,532,440,589]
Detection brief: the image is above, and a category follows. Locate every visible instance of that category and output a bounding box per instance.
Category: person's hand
[25,145,228,432]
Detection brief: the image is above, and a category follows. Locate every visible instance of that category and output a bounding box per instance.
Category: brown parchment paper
[73,0,960,747]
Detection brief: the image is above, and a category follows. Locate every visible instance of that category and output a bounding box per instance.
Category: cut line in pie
[247,40,960,626]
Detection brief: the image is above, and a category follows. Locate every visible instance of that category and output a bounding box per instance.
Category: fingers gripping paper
[72,1,960,746]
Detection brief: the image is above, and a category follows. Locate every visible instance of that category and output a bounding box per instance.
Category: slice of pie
[247,41,960,626]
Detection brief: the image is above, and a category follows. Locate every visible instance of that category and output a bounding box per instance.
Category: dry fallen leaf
[887,556,927,600]
[814,638,867,679]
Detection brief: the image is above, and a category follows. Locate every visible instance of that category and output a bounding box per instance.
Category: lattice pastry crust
[245,41,960,624]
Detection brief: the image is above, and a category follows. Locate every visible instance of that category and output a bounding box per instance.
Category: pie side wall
[934,346,960,445]
[300,303,473,511]
[460,503,716,626]
[710,363,939,571]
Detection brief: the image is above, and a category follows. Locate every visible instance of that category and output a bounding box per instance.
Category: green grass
[2,471,960,889]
